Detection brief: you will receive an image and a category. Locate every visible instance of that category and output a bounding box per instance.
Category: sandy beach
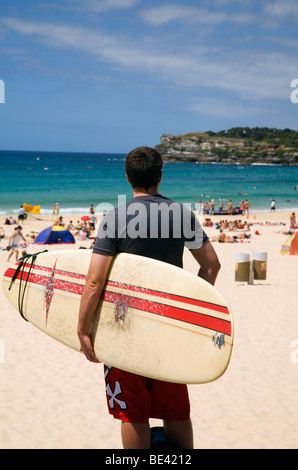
[0,209,297,449]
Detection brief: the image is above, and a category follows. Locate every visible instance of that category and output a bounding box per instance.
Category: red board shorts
[104,365,190,423]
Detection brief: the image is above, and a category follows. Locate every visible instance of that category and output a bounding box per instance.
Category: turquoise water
[0,150,297,215]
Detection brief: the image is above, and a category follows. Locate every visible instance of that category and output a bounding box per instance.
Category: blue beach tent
[34,225,75,245]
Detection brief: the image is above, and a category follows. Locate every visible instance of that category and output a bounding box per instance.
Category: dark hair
[125,146,163,190]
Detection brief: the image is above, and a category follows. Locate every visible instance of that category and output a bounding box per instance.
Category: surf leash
[8,250,48,321]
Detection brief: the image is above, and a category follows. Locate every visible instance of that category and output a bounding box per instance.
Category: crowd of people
[196,198,251,216]
[203,218,250,230]
[52,204,98,240]
[203,218,253,243]
[1,202,297,254]
[1,203,98,261]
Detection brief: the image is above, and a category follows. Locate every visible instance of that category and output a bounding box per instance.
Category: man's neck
[132,187,159,197]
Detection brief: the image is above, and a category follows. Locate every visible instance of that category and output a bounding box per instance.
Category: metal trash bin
[252,251,267,280]
[235,252,250,282]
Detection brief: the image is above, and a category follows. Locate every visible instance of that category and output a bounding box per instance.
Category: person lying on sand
[212,229,251,243]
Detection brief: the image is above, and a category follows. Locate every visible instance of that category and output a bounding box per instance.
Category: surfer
[78,146,221,449]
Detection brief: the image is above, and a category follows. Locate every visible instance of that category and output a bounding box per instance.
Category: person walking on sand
[77,146,221,449]
[290,212,297,231]
[243,199,250,216]
[270,198,276,212]
[18,205,26,222]
[7,226,26,262]
[197,199,203,216]
[227,200,233,215]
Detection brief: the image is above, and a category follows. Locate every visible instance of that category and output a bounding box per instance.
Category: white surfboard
[2,249,233,384]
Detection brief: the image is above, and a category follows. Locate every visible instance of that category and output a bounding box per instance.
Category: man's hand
[78,331,100,363]
[190,240,221,286]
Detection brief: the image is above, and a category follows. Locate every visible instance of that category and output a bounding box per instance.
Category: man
[227,200,233,215]
[243,199,250,216]
[88,208,97,233]
[18,205,26,222]
[78,147,221,449]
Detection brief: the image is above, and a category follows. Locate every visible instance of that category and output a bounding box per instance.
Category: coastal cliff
[155,127,298,165]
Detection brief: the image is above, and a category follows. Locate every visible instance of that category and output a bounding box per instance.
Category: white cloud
[264,0,298,19]
[67,0,140,13]
[139,4,254,27]
[1,17,114,54]
[0,16,294,103]
[211,0,246,4]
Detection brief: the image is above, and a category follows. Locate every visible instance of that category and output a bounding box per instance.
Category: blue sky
[0,0,298,153]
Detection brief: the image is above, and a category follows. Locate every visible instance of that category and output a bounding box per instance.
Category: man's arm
[77,253,113,363]
[190,240,221,286]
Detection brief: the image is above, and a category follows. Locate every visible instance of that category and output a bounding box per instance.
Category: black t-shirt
[93,194,208,268]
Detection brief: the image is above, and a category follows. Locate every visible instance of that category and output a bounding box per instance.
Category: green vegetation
[205,127,298,147]
[156,127,298,165]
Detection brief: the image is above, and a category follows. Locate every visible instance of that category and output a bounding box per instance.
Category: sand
[0,210,297,449]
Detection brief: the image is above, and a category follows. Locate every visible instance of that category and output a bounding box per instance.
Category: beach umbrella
[281,232,298,255]
[34,226,75,245]
[81,216,90,221]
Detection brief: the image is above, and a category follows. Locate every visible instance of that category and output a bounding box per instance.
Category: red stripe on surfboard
[4,268,231,335]
[102,290,231,336]
[19,262,86,281]
[4,268,84,295]
[17,261,230,315]
[106,280,229,315]
[18,263,229,315]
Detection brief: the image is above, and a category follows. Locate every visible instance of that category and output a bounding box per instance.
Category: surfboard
[2,249,234,384]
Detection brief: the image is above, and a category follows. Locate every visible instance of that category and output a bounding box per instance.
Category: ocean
[0,150,297,216]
